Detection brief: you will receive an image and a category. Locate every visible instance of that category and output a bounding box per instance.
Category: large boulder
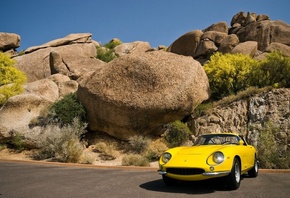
[0,32,20,52]
[203,21,228,34]
[25,33,93,53]
[48,43,105,80]
[218,34,239,54]
[167,30,203,57]
[13,33,105,82]
[114,41,151,56]
[265,42,290,57]
[193,31,228,58]
[231,41,258,57]
[77,51,210,140]
[236,20,290,51]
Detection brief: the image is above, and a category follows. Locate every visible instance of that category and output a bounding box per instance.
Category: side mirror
[239,140,245,145]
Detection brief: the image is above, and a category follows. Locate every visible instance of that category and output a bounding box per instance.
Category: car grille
[166,168,204,175]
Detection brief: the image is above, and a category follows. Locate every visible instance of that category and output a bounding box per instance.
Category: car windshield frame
[193,134,241,146]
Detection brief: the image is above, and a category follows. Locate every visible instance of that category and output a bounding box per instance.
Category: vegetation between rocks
[204,51,290,100]
[256,123,290,169]
[96,39,122,63]
[0,52,27,106]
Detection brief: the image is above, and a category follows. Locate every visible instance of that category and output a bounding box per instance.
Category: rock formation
[168,11,290,64]
[77,51,209,140]
[13,33,105,82]
[190,88,290,155]
[0,32,20,53]
[0,74,78,141]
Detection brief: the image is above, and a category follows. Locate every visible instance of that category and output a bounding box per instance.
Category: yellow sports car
[158,133,258,190]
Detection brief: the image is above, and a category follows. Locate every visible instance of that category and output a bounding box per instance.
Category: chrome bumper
[158,170,230,176]
[158,170,167,175]
[202,171,230,176]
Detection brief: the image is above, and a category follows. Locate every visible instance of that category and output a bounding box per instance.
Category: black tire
[162,175,177,186]
[248,157,258,178]
[225,157,241,190]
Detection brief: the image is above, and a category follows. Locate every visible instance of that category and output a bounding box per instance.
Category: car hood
[176,145,225,155]
[163,145,226,167]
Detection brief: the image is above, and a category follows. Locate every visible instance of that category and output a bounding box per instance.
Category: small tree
[0,52,27,105]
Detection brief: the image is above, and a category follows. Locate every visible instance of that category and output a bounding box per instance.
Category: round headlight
[213,152,224,164]
[161,152,172,164]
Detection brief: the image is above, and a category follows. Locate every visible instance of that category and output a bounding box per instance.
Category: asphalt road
[0,160,289,198]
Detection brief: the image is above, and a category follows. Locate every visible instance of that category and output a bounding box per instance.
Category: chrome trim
[202,171,230,176]
[158,170,167,175]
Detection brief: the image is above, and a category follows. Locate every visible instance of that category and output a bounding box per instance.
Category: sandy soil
[0,148,158,168]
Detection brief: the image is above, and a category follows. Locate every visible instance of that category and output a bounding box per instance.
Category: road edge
[1,158,290,172]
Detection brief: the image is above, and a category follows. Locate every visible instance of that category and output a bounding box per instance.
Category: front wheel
[248,158,258,178]
[225,157,241,190]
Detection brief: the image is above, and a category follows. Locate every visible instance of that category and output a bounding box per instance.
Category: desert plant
[7,130,25,152]
[0,143,6,151]
[96,47,118,63]
[143,139,168,161]
[257,123,289,169]
[32,118,87,163]
[96,39,122,63]
[164,120,192,148]
[128,135,150,154]
[121,154,149,166]
[249,51,290,88]
[48,93,86,125]
[79,152,95,164]
[204,52,258,100]
[93,142,118,160]
[0,52,27,105]
[103,39,122,49]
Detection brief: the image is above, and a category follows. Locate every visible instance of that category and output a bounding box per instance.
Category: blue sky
[1,0,290,51]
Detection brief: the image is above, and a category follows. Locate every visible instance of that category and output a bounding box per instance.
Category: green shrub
[204,52,258,100]
[0,143,6,151]
[7,130,25,152]
[121,154,149,166]
[249,51,290,88]
[48,93,86,125]
[104,39,122,49]
[0,52,27,105]
[257,123,289,169]
[96,47,118,63]
[96,39,122,63]
[31,118,87,163]
[164,120,192,147]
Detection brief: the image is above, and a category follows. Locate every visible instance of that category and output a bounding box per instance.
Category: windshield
[193,134,240,145]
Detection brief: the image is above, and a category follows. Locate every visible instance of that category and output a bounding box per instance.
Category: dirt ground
[0,147,159,167]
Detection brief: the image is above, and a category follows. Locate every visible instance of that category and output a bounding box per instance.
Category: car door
[237,136,256,171]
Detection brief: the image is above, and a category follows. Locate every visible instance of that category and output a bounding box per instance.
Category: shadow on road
[139,178,231,195]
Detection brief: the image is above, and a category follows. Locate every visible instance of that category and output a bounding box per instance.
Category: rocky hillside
[0,11,289,162]
[168,11,290,64]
